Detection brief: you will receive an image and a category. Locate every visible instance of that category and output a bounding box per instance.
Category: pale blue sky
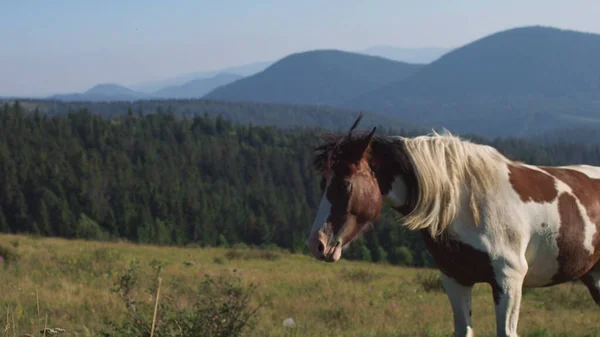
[2,0,600,97]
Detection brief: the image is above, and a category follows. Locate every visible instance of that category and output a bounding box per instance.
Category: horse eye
[343,180,351,190]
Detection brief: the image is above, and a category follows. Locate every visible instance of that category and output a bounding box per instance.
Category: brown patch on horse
[541,167,600,250]
[536,167,600,284]
[420,231,502,304]
[507,164,558,203]
[546,192,592,284]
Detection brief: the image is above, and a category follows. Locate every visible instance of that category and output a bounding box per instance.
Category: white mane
[398,130,509,237]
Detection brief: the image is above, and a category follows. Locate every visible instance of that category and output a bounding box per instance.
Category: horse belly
[523,221,600,287]
[523,229,561,287]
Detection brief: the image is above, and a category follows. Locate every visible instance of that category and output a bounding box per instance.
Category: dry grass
[0,234,598,337]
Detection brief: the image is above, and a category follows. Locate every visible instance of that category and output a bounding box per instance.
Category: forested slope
[2,101,600,267]
[2,98,420,132]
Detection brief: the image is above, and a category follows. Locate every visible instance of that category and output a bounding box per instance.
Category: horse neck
[370,138,416,215]
[375,170,413,216]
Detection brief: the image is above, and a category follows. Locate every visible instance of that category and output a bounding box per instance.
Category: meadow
[0,234,598,337]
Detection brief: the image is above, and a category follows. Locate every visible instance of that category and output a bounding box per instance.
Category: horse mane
[312,128,510,237]
[399,130,509,237]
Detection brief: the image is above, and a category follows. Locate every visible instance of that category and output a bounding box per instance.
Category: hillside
[153,72,243,98]
[2,235,596,337]
[203,49,423,106]
[50,83,147,102]
[348,26,600,138]
[3,101,600,265]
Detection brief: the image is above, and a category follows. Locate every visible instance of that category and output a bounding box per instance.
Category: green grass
[0,234,598,337]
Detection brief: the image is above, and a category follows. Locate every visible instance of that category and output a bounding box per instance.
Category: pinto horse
[306,114,600,337]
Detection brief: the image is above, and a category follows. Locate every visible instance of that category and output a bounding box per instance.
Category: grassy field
[0,234,598,337]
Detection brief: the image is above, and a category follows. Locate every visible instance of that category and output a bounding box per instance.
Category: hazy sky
[2,0,600,97]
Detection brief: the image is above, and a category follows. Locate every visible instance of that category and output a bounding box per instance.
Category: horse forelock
[312,131,374,176]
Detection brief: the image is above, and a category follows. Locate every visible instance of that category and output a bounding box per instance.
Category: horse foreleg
[441,273,474,337]
[580,263,600,306]
[492,268,526,337]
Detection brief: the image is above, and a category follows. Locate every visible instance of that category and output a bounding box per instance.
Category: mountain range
[16,25,600,139]
[43,46,448,102]
[128,46,451,93]
[203,25,600,138]
[345,25,600,137]
[48,72,245,102]
[204,50,423,106]
[152,73,243,99]
[128,61,272,93]
[50,83,145,102]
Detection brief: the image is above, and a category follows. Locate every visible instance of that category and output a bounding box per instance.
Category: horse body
[394,161,600,336]
[306,115,600,337]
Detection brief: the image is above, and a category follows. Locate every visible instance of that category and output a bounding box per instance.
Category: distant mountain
[49,73,244,101]
[357,46,452,64]
[153,73,243,99]
[204,50,423,106]
[50,83,147,102]
[129,47,452,94]
[130,61,272,93]
[348,26,600,138]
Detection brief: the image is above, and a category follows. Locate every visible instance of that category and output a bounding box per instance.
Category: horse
[305,114,600,337]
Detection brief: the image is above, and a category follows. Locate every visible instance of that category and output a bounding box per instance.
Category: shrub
[414,272,445,293]
[339,267,382,283]
[343,239,372,262]
[224,249,280,261]
[0,244,20,265]
[389,246,413,266]
[102,258,264,337]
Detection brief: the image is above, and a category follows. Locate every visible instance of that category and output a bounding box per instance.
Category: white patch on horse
[566,165,600,179]
[520,195,562,287]
[310,180,332,236]
[383,176,408,210]
[481,162,564,287]
[574,195,598,255]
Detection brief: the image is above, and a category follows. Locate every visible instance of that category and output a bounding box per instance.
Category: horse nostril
[317,242,325,253]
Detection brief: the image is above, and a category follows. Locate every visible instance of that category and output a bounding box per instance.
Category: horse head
[306,113,383,262]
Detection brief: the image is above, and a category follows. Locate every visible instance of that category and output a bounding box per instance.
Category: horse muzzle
[306,226,343,262]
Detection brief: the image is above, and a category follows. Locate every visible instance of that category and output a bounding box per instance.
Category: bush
[339,267,382,283]
[389,246,413,266]
[414,272,445,293]
[224,249,281,261]
[0,244,20,265]
[76,213,110,241]
[343,239,372,262]
[102,258,264,337]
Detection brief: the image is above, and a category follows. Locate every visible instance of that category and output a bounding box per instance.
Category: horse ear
[348,112,364,138]
[358,127,376,158]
